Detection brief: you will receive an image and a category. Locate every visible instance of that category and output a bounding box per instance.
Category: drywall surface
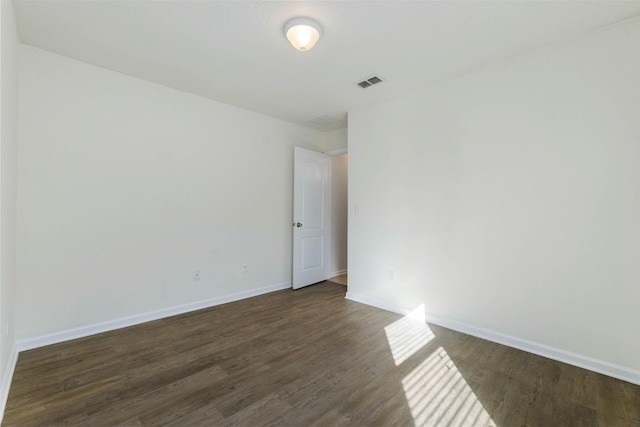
[330,154,348,276]
[1,0,19,380]
[17,45,324,339]
[348,18,640,371]
[322,127,348,152]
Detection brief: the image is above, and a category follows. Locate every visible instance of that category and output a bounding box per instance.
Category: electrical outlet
[193,270,201,281]
[242,264,248,273]
[388,270,396,281]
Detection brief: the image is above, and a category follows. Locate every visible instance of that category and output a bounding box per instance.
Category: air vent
[356,75,384,89]
[309,115,341,126]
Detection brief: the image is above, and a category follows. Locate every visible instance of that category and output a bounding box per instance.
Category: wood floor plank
[84,365,228,425]
[622,381,640,424]
[4,376,123,426]
[3,281,639,426]
[595,372,628,426]
[137,385,226,427]
[221,392,291,427]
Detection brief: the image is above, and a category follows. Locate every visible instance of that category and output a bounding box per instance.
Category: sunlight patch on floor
[383,304,434,366]
[402,346,496,426]
[384,305,496,426]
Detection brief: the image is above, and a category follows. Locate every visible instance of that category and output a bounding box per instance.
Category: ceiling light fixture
[283,17,322,52]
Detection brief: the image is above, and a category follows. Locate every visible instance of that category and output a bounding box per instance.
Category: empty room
[0,0,639,425]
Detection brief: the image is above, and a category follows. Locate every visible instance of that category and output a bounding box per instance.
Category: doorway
[328,152,348,287]
[292,148,348,289]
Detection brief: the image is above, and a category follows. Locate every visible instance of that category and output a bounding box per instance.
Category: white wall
[330,154,348,277]
[321,127,347,153]
[348,17,640,375]
[17,45,326,340]
[0,0,19,400]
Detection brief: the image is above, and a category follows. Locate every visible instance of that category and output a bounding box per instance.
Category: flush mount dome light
[284,17,322,52]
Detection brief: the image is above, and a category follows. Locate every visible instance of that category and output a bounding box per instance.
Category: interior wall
[0,0,19,384]
[330,154,348,277]
[16,45,326,340]
[348,17,640,372]
[321,127,348,152]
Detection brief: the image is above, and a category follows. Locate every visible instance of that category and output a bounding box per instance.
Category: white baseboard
[345,291,412,315]
[329,269,347,279]
[17,281,292,352]
[345,291,640,386]
[0,343,19,424]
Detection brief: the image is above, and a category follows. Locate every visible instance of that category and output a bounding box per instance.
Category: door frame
[292,147,332,289]
[291,147,348,289]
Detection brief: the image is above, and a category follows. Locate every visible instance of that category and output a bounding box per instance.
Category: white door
[293,147,332,289]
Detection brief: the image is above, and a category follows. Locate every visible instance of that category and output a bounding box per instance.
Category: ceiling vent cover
[357,75,383,89]
[310,115,340,126]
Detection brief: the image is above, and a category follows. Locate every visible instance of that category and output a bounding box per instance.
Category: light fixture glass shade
[284,17,322,52]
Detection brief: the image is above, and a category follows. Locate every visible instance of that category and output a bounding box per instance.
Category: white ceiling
[12,1,640,131]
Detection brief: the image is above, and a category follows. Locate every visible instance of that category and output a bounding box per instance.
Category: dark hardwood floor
[3,282,639,426]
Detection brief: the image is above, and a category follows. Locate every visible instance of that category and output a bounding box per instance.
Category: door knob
[296,222,302,227]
